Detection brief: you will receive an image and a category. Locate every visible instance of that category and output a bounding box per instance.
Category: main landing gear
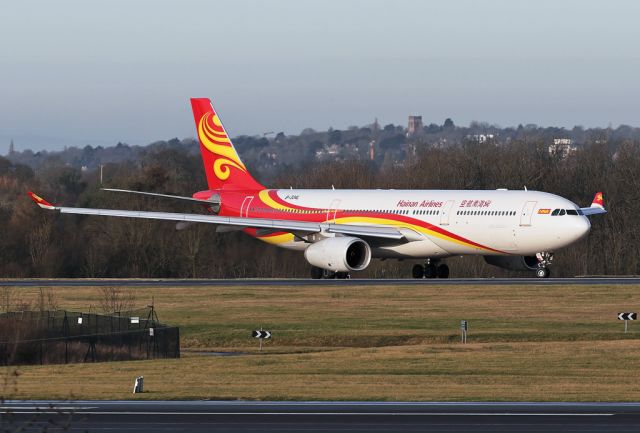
[412,259,449,279]
[310,266,350,279]
[535,252,553,278]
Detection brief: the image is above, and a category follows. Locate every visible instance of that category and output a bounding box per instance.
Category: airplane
[28,98,606,279]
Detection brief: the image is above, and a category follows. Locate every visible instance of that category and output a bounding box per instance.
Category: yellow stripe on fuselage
[258,233,295,244]
[334,216,492,252]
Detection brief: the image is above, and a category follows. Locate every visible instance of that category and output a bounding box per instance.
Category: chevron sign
[618,313,637,321]
[252,330,272,339]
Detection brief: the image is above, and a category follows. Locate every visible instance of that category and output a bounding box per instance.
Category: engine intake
[304,237,372,272]
[484,255,539,271]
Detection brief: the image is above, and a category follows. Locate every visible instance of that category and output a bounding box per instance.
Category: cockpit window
[566,209,578,215]
[559,209,566,216]
[551,209,560,216]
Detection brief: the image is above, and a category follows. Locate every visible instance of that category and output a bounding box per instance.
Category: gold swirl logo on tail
[198,112,247,180]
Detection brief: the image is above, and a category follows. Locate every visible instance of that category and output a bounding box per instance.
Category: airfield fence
[0,307,180,365]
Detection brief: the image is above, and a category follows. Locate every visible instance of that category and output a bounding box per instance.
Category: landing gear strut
[535,252,553,278]
[412,260,449,279]
[310,266,350,279]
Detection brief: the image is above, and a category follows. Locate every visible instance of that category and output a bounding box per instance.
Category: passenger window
[551,209,559,216]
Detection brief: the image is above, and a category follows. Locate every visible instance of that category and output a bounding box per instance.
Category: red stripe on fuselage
[221,190,503,253]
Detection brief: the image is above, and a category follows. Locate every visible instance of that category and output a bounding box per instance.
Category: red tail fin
[591,192,604,209]
[190,98,264,191]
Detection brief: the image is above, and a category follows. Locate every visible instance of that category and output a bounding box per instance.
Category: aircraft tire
[424,263,437,279]
[412,264,424,279]
[536,267,550,278]
[310,266,324,279]
[437,264,450,278]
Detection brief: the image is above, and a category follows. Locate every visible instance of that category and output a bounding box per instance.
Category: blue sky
[1,0,639,151]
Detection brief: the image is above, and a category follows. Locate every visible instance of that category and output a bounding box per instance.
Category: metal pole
[625,320,628,333]
[259,325,263,352]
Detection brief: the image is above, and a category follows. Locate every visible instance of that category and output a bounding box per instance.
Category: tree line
[0,136,638,278]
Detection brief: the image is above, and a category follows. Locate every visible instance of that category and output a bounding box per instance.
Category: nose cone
[572,216,591,241]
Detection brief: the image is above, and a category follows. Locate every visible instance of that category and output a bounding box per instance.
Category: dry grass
[2,282,640,401]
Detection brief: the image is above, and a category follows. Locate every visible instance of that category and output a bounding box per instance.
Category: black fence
[0,308,180,365]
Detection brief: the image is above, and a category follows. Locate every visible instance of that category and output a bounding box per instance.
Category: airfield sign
[252,328,272,351]
[618,312,637,333]
[252,330,272,339]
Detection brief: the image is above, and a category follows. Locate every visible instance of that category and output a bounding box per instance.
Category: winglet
[591,192,604,209]
[27,191,56,210]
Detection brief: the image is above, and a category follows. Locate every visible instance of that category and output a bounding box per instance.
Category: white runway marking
[3,410,614,416]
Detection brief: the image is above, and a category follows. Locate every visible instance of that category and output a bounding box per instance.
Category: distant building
[466,134,495,143]
[549,138,577,158]
[407,116,423,135]
[8,139,15,156]
[372,117,380,134]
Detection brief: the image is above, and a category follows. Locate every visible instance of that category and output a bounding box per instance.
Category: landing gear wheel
[536,267,550,278]
[437,264,450,279]
[336,272,350,279]
[311,266,323,279]
[424,264,437,279]
[412,264,425,279]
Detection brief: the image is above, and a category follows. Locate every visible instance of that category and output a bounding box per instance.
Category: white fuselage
[256,189,591,258]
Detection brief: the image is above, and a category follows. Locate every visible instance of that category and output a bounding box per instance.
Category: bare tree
[28,218,53,270]
[99,287,136,314]
[36,287,59,312]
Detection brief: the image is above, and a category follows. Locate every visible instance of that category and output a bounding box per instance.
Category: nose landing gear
[535,252,554,278]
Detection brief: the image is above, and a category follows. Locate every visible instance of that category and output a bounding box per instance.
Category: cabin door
[439,200,454,225]
[519,201,537,226]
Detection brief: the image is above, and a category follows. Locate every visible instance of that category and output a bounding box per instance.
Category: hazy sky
[1,0,639,151]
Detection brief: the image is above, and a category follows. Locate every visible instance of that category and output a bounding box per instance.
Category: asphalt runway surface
[3,401,640,432]
[1,277,639,287]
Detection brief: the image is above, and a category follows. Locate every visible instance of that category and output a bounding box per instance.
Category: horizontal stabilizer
[580,192,606,216]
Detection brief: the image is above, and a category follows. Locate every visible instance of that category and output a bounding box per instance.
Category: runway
[3,401,640,432]
[1,277,639,287]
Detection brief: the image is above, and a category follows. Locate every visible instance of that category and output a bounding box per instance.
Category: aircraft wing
[27,192,416,242]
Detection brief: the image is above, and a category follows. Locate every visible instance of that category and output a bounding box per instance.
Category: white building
[549,138,578,158]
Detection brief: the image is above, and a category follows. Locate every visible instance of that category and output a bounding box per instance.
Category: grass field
[2,282,640,401]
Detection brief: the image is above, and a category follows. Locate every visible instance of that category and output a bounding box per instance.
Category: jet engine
[483,255,539,271]
[304,237,372,272]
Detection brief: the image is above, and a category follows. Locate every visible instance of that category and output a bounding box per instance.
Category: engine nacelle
[484,255,539,271]
[304,237,372,272]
